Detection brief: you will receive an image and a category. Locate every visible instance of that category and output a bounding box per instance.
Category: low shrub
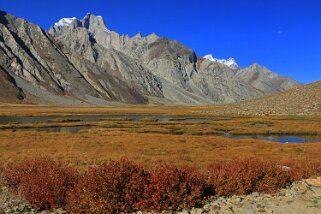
[3,158,78,210]
[0,163,4,186]
[67,158,149,214]
[141,165,208,211]
[207,159,286,195]
[2,158,321,212]
[278,159,321,180]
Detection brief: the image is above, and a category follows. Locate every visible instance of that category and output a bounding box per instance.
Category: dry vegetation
[0,104,216,117]
[0,105,321,212]
[0,105,320,168]
[0,128,321,169]
[2,158,320,213]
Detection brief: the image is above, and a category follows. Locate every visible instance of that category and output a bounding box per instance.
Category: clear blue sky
[1,0,321,83]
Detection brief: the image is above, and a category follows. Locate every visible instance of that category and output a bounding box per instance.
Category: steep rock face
[235,63,301,93]
[50,14,163,99]
[0,11,148,105]
[49,14,264,104]
[195,59,263,103]
[143,38,262,103]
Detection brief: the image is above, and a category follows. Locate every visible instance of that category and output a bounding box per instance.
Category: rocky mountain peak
[247,63,279,79]
[235,63,301,93]
[49,13,110,36]
[82,13,108,33]
[146,33,159,43]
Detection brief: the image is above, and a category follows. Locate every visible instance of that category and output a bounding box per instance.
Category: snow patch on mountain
[204,54,239,69]
[55,17,77,27]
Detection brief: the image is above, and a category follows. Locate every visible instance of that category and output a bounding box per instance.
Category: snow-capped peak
[54,17,77,27]
[204,54,239,69]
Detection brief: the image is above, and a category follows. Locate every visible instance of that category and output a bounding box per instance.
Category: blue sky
[1,0,321,83]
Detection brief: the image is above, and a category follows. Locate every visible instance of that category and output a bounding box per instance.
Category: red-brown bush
[0,164,4,185]
[2,158,321,212]
[3,158,78,210]
[67,158,149,214]
[206,158,321,196]
[278,159,321,180]
[140,165,208,211]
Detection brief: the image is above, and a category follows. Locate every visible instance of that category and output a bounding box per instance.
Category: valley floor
[0,105,321,213]
[0,105,321,167]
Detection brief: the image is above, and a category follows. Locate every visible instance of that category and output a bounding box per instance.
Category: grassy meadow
[0,105,321,168]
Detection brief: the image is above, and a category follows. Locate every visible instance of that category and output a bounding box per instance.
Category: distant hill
[219,81,321,116]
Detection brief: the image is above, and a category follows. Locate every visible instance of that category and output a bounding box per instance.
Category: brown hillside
[220,81,321,116]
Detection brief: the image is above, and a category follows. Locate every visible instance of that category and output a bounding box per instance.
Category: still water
[1,116,320,143]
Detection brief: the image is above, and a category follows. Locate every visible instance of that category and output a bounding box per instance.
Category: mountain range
[0,11,301,105]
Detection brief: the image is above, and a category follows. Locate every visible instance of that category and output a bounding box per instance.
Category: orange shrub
[140,165,208,211]
[3,158,78,210]
[67,159,149,214]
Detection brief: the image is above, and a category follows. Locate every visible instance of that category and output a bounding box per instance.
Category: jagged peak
[249,63,263,69]
[52,13,110,33]
[146,33,159,42]
[148,32,158,37]
[51,14,160,42]
[82,12,103,21]
[244,63,281,79]
[81,13,108,32]
[248,63,272,72]
[132,32,142,39]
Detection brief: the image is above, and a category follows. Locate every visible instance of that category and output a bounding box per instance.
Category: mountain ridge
[0,11,302,105]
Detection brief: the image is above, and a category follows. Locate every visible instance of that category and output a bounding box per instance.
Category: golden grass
[0,105,320,169]
[1,116,321,136]
[0,105,218,117]
[0,129,320,169]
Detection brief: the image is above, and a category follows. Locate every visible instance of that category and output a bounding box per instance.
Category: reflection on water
[9,126,321,144]
[222,133,321,143]
[2,116,321,143]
